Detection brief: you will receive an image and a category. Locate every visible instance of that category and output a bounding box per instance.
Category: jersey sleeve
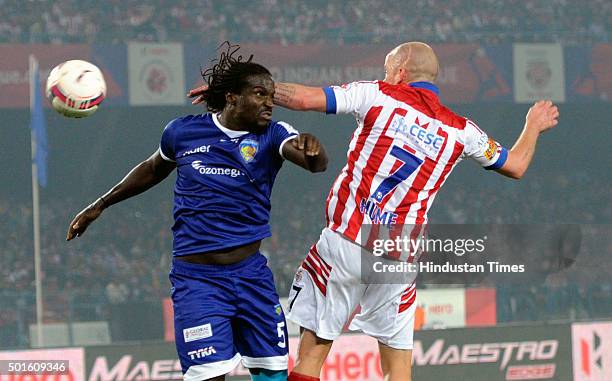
[463,120,508,170]
[271,121,299,160]
[159,119,178,162]
[323,81,379,117]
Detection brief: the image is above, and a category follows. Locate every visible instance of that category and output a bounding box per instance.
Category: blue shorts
[169,252,288,381]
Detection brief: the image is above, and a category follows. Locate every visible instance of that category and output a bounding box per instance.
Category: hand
[292,133,322,156]
[187,85,209,105]
[66,199,104,241]
[525,100,559,133]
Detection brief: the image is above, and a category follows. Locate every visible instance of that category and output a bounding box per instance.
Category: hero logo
[191,161,243,178]
[390,115,444,159]
[413,339,558,375]
[188,346,216,360]
[181,145,210,157]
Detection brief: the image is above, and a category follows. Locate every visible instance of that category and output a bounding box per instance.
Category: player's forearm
[98,156,174,209]
[500,125,540,179]
[274,82,327,112]
[304,145,329,173]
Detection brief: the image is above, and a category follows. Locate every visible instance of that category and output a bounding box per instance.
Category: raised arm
[66,150,176,240]
[189,83,328,112]
[273,83,327,112]
[496,100,559,179]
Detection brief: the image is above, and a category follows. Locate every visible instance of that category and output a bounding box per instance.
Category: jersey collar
[212,113,249,138]
[409,81,440,96]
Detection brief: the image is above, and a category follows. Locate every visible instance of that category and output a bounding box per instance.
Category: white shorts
[286,228,416,350]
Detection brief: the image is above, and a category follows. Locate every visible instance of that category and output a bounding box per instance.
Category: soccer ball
[46,60,106,118]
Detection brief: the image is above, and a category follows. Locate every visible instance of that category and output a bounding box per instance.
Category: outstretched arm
[66,150,176,240]
[188,83,327,112]
[273,83,327,112]
[282,133,328,173]
[496,100,559,179]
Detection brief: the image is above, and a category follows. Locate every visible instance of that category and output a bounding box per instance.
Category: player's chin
[252,119,270,133]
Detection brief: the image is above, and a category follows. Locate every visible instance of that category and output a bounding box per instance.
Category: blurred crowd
[0,172,610,347]
[0,0,610,45]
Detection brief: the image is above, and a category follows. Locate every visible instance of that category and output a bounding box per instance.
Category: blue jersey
[159,113,298,256]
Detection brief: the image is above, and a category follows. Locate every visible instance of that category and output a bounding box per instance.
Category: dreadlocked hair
[200,41,271,113]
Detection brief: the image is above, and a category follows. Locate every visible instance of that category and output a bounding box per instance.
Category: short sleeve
[272,121,299,160]
[463,120,508,170]
[159,119,178,162]
[324,81,379,118]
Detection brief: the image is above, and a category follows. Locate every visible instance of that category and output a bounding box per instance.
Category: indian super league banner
[184,43,515,104]
[1,43,611,108]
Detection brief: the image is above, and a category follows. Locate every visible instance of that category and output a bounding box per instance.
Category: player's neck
[218,110,246,132]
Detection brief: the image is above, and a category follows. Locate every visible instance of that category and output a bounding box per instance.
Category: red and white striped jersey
[323,80,507,244]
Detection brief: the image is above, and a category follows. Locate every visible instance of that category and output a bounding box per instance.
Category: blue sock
[250,369,288,381]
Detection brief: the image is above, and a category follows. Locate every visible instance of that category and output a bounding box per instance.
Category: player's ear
[226,92,237,106]
[398,67,408,83]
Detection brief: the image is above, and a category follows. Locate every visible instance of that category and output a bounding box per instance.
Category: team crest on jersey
[274,304,283,315]
[239,139,259,163]
[484,138,498,160]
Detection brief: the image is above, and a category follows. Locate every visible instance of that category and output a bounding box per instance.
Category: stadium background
[0,1,611,380]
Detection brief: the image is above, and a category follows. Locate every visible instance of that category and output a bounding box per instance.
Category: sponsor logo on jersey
[484,138,498,161]
[390,115,443,159]
[191,161,243,178]
[239,139,259,163]
[187,346,216,360]
[181,145,210,157]
[183,323,212,343]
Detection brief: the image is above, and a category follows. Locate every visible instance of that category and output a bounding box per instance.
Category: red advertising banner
[231,43,513,104]
[162,298,174,342]
[465,287,497,327]
[0,45,91,108]
[0,44,124,108]
[229,335,382,381]
[571,44,612,101]
[0,348,85,381]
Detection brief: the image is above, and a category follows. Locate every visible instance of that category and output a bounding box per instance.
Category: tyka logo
[187,346,217,360]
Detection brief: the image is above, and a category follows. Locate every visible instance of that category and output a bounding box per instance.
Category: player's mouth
[260,110,272,120]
